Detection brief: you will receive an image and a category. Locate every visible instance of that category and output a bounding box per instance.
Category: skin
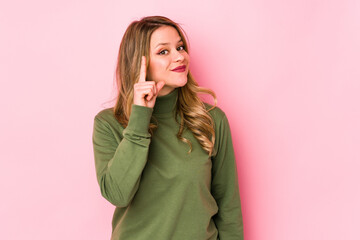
[133,26,190,108]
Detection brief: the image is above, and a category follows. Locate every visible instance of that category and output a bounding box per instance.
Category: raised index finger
[139,56,146,82]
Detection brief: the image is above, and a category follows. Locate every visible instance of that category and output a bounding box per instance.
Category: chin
[177,76,188,86]
[175,80,187,88]
[180,80,188,87]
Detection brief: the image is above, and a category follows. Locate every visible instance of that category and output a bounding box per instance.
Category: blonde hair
[114,16,217,156]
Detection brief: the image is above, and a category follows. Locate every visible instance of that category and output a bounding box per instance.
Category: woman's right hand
[133,56,165,108]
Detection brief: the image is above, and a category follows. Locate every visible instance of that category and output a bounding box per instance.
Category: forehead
[150,26,182,47]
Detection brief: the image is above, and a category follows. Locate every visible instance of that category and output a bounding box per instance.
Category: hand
[133,56,165,108]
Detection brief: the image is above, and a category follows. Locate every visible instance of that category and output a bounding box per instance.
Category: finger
[146,93,153,101]
[134,84,156,93]
[136,85,153,96]
[146,85,156,101]
[143,89,154,101]
[138,56,146,83]
[155,81,166,95]
[134,81,156,87]
[135,81,154,85]
[135,82,157,96]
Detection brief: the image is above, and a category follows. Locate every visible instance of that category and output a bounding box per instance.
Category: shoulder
[204,102,232,136]
[204,103,227,123]
[93,107,123,130]
[93,107,126,140]
[94,107,115,122]
[204,103,232,158]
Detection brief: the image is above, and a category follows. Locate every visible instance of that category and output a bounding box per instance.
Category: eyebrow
[155,39,183,48]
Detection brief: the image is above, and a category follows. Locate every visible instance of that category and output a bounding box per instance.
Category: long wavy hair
[114,16,217,156]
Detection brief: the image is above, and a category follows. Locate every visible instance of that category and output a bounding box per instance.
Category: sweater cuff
[126,104,153,134]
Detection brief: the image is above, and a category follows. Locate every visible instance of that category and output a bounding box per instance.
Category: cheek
[150,59,167,73]
[148,61,159,76]
[184,52,190,63]
[148,59,169,80]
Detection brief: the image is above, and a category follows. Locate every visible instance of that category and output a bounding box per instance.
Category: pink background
[1,0,359,239]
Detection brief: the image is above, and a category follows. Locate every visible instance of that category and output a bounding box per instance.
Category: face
[147,26,190,96]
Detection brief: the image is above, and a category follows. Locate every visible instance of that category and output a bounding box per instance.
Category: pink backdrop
[1,0,359,239]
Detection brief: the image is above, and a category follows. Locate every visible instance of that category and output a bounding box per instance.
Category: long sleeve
[211,113,244,240]
[92,104,153,207]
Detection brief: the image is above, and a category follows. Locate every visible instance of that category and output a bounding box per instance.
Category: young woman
[92,16,244,240]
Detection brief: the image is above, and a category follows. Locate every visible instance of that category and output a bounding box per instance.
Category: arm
[92,104,153,207]
[211,114,244,240]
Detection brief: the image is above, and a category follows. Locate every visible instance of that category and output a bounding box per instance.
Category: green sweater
[92,88,244,240]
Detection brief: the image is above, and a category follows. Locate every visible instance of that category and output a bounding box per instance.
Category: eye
[177,45,185,51]
[158,49,169,55]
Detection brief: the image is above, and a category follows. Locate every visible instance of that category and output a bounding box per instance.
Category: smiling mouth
[171,65,186,72]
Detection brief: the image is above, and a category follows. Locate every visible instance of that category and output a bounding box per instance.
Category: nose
[173,50,185,62]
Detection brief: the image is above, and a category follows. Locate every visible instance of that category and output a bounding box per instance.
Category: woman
[92,16,244,240]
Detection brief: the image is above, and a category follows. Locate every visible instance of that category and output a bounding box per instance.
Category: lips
[171,65,186,72]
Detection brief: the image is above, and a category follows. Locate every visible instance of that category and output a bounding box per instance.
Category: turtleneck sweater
[92,88,244,240]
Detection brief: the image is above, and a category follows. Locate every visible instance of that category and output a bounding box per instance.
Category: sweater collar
[153,87,179,116]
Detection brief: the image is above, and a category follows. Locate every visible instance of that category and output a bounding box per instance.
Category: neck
[153,87,179,116]
[158,86,175,96]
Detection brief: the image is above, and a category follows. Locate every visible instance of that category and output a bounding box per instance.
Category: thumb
[156,81,166,95]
